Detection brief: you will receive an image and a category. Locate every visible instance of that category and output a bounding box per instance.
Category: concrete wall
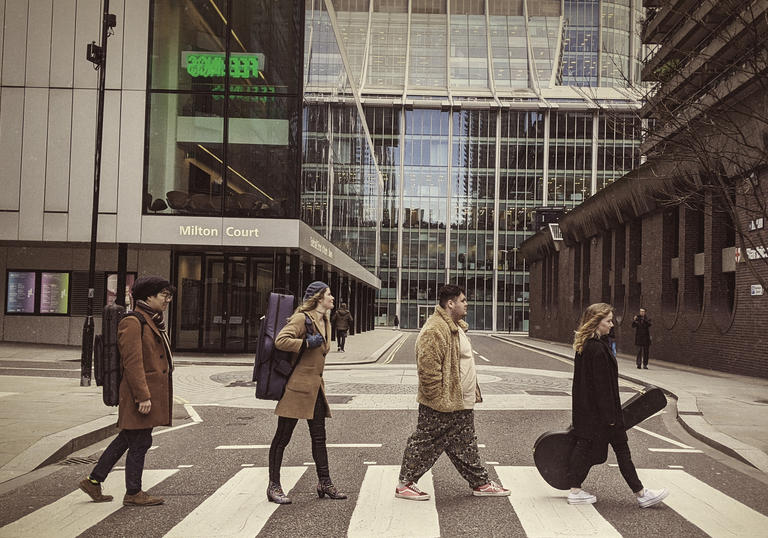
[0,0,149,244]
[527,171,768,378]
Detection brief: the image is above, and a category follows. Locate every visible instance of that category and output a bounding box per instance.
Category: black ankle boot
[267,481,291,504]
[317,482,347,500]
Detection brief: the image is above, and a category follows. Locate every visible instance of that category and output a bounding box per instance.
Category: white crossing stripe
[633,425,694,448]
[647,448,702,453]
[164,467,305,537]
[495,466,621,538]
[348,465,439,538]
[215,443,382,449]
[638,469,768,536]
[0,470,178,538]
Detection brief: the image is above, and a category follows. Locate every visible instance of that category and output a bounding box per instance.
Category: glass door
[225,257,248,351]
[203,257,226,350]
[247,257,274,349]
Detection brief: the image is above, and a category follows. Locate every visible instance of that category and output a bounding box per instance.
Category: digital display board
[6,272,36,313]
[40,272,70,314]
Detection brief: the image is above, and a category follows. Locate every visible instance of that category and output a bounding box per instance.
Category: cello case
[533,386,667,490]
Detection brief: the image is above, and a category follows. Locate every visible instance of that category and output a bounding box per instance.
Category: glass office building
[299,0,644,330]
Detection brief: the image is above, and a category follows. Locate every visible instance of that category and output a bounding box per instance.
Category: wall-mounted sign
[182,51,266,79]
[6,271,36,313]
[749,217,764,231]
[751,284,764,296]
[746,246,767,260]
[178,225,260,238]
[40,272,69,314]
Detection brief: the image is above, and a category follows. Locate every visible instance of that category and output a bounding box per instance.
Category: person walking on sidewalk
[331,302,353,352]
[632,308,652,369]
[79,276,176,506]
[393,314,399,330]
[266,281,347,504]
[566,302,668,508]
[395,284,510,500]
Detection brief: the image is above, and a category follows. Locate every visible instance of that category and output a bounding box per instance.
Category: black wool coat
[632,316,652,346]
[571,337,627,446]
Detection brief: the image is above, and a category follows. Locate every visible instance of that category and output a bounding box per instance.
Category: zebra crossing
[1,465,766,537]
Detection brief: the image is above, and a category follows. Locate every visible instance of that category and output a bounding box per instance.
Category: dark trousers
[636,345,650,367]
[90,428,153,494]
[269,392,330,485]
[399,404,489,488]
[567,437,643,493]
[337,330,348,351]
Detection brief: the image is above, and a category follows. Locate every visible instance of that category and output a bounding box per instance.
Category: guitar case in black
[533,386,667,490]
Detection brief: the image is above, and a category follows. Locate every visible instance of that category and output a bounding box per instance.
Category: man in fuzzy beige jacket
[394,285,511,500]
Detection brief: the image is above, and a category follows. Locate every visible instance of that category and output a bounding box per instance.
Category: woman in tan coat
[267,281,347,504]
[79,276,175,507]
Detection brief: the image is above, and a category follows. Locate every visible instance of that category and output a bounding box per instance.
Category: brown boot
[123,490,164,506]
[79,477,113,503]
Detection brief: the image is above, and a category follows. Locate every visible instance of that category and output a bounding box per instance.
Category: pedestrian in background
[566,302,668,508]
[267,281,347,504]
[394,314,400,329]
[632,308,652,369]
[395,284,510,500]
[331,302,353,352]
[79,276,175,506]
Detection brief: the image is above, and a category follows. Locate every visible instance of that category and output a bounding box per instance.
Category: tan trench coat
[117,309,173,430]
[274,310,331,419]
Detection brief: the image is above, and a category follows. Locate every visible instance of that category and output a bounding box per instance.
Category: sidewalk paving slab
[493,334,768,473]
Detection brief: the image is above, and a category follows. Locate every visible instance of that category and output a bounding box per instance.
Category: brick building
[520,0,768,377]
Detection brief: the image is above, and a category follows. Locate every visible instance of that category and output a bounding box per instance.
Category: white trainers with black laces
[636,488,669,508]
[567,489,597,505]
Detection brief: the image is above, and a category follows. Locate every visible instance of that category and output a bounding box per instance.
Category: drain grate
[59,456,99,465]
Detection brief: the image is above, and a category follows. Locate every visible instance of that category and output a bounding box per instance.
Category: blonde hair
[573,302,613,354]
[295,289,328,315]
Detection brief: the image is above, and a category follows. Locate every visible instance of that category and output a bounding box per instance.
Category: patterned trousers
[399,404,489,488]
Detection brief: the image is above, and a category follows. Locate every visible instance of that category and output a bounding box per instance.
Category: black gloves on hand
[306,333,324,349]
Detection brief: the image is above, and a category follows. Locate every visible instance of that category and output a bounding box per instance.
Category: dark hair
[438,284,465,308]
[131,276,175,302]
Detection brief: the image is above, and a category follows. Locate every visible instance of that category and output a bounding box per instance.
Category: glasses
[158,292,173,301]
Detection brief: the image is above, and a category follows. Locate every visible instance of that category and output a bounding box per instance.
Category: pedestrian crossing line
[215,443,383,449]
[647,448,702,453]
[637,469,768,537]
[494,466,622,538]
[164,466,306,538]
[633,425,693,449]
[348,465,439,538]
[0,470,178,538]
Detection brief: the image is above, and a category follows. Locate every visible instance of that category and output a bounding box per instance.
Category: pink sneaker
[395,481,431,501]
[473,481,511,497]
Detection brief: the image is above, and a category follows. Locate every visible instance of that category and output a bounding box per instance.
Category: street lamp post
[80,2,117,387]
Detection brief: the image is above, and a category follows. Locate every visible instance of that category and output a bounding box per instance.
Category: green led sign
[183,52,266,79]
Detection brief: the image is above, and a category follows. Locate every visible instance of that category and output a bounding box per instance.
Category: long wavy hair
[295,288,329,316]
[573,303,613,354]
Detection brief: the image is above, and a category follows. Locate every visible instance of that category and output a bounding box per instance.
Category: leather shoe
[267,481,291,504]
[79,477,113,503]
[317,482,347,499]
[123,490,164,506]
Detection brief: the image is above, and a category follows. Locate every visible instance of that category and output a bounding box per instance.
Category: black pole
[116,243,127,307]
[81,1,115,386]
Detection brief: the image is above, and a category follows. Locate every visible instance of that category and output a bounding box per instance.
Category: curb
[492,335,768,473]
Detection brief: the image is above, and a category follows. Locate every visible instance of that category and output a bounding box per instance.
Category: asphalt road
[1,335,767,537]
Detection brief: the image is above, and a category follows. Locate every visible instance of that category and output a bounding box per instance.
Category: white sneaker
[567,490,597,505]
[637,488,669,508]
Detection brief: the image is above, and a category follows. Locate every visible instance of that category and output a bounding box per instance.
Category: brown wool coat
[117,310,173,430]
[416,306,478,413]
[274,310,331,419]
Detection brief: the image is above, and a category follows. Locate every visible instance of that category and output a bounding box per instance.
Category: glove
[306,333,324,349]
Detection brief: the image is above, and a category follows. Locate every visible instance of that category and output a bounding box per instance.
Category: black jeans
[337,330,348,351]
[567,436,643,493]
[269,392,330,485]
[90,428,153,494]
[636,345,650,367]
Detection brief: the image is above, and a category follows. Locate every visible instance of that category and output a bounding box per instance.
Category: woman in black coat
[567,303,669,508]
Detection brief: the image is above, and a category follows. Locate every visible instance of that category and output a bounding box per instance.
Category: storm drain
[59,456,99,465]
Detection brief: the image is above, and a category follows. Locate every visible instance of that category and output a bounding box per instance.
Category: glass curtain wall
[562,0,599,86]
[548,112,593,205]
[145,0,303,218]
[597,114,641,189]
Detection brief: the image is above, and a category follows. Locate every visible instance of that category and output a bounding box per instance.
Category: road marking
[638,469,768,536]
[382,336,409,364]
[215,443,383,450]
[164,467,305,538]
[364,461,377,465]
[184,404,203,423]
[633,425,693,449]
[303,462,315,465]
[178,464,194,468]
[149,446,159,450]
[155,404,203,436]
[348,465,439,538]
[473,350,479,354]
[240,464,254,467]
[478,355,490,362]
[0,392,17,398]
[0,470,177,538]
[478,444,486,448]
[485,461,499,465]
[648,448,703,453]
[495,466,621,538]
[667,465,684,469]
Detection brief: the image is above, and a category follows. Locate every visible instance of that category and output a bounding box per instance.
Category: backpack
[252,291,315,401]
[94,304,146,406]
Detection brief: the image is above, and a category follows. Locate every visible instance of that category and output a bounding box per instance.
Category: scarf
[135,300,174,371]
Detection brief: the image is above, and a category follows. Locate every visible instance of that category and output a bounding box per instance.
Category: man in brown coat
[79,276,175,506]
[395,285,510,500]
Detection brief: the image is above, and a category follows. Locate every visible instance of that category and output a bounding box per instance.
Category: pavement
[1,328,767,488]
